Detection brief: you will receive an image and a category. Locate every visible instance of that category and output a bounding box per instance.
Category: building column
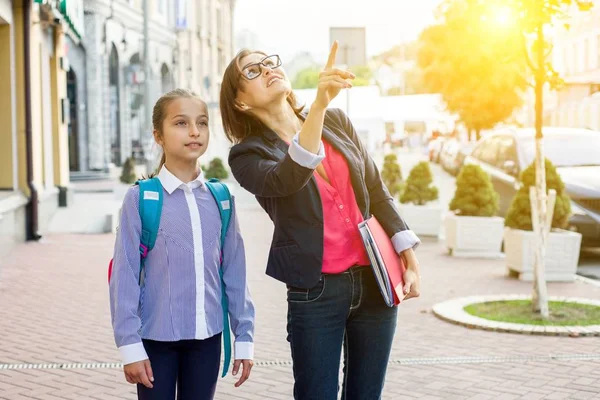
[50,28,71,206]
[0,14,15,190]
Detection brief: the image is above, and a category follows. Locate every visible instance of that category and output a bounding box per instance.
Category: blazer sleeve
[334,108,420,252]
[228,135,325,198]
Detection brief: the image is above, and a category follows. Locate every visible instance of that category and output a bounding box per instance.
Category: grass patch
[464,300,600,326]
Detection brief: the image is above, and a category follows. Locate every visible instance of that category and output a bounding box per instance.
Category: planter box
[445,213,504,258]
[397,202,443,237]
[504,228,582,282]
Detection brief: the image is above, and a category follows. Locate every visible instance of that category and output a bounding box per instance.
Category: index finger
[325,40,338,70]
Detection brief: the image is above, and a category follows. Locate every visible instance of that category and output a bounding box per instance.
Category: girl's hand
[124,359,154,388]
[313,41,355,110]
[232,359,254,387]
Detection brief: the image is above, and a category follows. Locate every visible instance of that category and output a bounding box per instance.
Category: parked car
[464,127,600,247]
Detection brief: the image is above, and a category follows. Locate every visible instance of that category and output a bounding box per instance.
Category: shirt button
[345,218,350,223]
[339,205,344,210]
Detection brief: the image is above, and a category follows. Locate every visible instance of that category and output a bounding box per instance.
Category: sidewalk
[1,201,600,399]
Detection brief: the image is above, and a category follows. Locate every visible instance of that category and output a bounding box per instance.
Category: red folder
[358,216,407,306]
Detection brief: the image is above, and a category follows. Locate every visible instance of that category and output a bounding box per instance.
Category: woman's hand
[313,41,355,110]
[400,248,421,301]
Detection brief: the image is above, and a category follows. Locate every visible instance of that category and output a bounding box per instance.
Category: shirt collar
[157,165,205,194]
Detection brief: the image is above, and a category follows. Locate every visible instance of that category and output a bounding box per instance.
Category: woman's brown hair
[146,88,206,177]
[220,49,304,144]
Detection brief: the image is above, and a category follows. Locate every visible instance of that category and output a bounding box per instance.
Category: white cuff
[234,341,254,360]
[118,342,149,365]
[391,230,421,254]
[288,132,326,169]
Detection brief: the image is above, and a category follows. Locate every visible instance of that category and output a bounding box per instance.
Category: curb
[432,294,600,337]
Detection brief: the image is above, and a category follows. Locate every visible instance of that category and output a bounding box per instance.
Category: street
[1,149,600,399]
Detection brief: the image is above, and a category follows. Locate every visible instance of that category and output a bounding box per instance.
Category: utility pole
[143,0,152,163]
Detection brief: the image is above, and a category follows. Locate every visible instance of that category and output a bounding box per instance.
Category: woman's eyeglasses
[241,55,282,80]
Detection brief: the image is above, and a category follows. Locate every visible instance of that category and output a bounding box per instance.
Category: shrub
[449,164,499,217]
[120,156,138,184]
[400,161,439,205]
[381,153,403,197]
[203,157,229,180]
[505,158,571,231]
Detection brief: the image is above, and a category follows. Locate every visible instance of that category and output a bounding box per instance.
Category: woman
[219,42,421,400]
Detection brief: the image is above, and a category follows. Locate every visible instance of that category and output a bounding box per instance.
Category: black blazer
[228,108,410,288]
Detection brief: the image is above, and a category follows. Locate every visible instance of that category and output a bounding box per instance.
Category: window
[471,137,499,166]
[157,0,166,14]
[584,38,589,71]
[217,7,223,41]
[597,34,600,69]
[495,135,519,174]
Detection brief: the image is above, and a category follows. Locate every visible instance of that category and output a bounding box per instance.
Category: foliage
[417,0,527,137]
[203,157,229,180]
[381,154,403,197]
[120,156,138,184]
[400,162,439,205]
[449,164,499,217]
[505,158,571,231]
[292,65,373,89]
[292,68,321,89]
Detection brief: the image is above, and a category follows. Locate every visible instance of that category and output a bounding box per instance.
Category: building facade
[173,0,235,165]
[0,0,78,257]
[84,0,178,171]
[548,4,600,130]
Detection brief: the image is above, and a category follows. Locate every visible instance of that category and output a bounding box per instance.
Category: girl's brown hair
[147,88,206,177]
[220,49,304,144]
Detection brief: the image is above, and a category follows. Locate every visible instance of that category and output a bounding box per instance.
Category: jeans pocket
[287,276,326,303]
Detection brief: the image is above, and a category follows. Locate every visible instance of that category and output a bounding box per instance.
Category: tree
[292,65,373,89]
[512,0,592,318]
[120,156,138,184]
[292,68,320,89]
[400,162,439,205]
[350,66,373,86]
[203,157,229,180]
[449,164,499,217]
[417,0,527,139]
[381,154,403,197]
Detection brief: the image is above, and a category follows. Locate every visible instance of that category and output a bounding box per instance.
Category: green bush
[400,161,439,205]
[203,157,229,180]
[381,153,403,197]
[505,158,571,231]
[120,156,138,184]
[449,164,499,217]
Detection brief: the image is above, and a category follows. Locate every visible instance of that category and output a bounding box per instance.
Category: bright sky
[233,0,442,64]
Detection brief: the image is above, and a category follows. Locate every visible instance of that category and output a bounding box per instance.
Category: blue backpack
[108,177,234,378]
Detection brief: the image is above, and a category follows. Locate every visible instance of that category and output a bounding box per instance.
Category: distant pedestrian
[109,88,255,400]
[219,42,422,400]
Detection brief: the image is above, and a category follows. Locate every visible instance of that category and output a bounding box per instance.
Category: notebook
[358,216,407,307]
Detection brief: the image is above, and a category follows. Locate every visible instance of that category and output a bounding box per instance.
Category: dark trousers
[137,333,221,400]
[287,265,398,400]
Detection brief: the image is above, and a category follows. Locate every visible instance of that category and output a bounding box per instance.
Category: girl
[109,89,255,400]
[219,43,422,400]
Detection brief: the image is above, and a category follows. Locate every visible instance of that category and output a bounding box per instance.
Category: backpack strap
[204,178,233,378]
[136,177,164,285]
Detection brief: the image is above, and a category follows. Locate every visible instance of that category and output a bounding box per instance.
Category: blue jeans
[137,333,221,400]
[286,265,398,400]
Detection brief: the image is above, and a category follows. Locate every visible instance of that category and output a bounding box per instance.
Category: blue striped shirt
[109,166,255,365]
